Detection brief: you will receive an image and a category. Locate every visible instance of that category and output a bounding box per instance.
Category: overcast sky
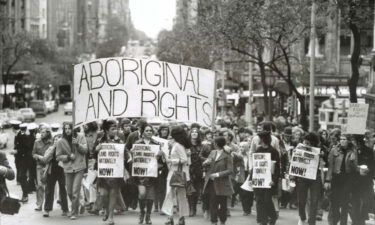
[129,0,176,39]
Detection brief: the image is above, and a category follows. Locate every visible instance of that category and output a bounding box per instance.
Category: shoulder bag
[169,160,187,188]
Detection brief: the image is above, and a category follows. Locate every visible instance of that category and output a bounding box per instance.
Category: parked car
[64,102,73,115]
[7,109,24,123]
[29,100,48,117]
[0,112,10,128]
[45,101,55,113]
[19,108,36,122]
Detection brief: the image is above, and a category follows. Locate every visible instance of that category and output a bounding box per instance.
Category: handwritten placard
[289,144,320,180]
[346,103,369,134]
[97,143,124,178]
[73,58,216,128]
[132,144,160,177]
[252,153,272,189]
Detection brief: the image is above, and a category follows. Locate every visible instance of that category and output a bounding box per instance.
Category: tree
[1,32,31,107]
[96,16,129,58]
[196,0,324,129]
[336,0,373,103]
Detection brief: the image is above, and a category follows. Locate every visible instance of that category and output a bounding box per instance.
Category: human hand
[209,173,219,180]
[72,138,78,145]
[324,182,331,190]
[269,181,274,186]
[70,153,76,161]
[96,144,102,151]
[0,166,8,176]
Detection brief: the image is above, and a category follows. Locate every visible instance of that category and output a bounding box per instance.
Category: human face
[107,126,117,138]
[40,129,48,139]
[340,136,348,147]
[64,125,72,136]
[321,132,328,140]
[206,133,213,141]
[160,128,169,138]
[143,126,153,139]
[190,128,199,140]
[122,124,131,133]
[233,126,239,134]
[223,132,230,143]
[53,136,61,144]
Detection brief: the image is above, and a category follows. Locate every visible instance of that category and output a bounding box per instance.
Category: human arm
[0,152,15,180]
[56,140,70,162]
[74,134,88,155]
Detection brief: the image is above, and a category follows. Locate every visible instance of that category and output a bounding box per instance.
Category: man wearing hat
[14,123,32,202]
[51,123,61,137]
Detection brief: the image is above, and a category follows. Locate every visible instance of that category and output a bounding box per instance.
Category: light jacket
[56,133,87,173]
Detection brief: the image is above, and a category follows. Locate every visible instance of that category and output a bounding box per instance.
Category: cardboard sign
[252,153,272,189]
[289,144,320,180]
[152,136,170,157]
[73,58,216,128]
[131,144,160,177]
[346,103,369,134]
[97,143,125,178]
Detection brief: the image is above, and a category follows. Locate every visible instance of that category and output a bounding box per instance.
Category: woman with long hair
[56,122,88,220]
[133,124,163,224]
[187,126,207,217]
[162,126,191,225]
[94,119,127,225]
[325,134,358,225]
[32,126,53,212]
[41,134,69,217]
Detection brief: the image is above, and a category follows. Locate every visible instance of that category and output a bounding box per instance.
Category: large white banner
[73,58,216,128]
[131,144,160,177]
[97,143,124,178]
[346,103,369,134]
[289,144,320,180]
[252,153,272,189]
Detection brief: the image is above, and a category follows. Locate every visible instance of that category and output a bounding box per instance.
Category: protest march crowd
[0,117,374,225]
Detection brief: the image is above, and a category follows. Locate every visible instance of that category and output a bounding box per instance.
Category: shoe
[139,213,145,224]
[88,209,100,215]
[124,206,129,211]
[107,218,115,225]
[298,219,306,225]
[43,211,49,217]
[154,208,159,213]
[178,217,185,225]
[20,196,28,203]
[80,205,85,214]
[203,210,209,220]
[289,204,297,210]
[70,215,77,220]
[316,215,322,221]
[243,212,250,216]
[35,207,42,211]
[160,211,166,215]
[145,214,152,225]
[165,217,174,225]
[62,211,68,216]
[226,210,231,217]
[280,204,287,209]
[220,222,225,225]
[103,214,109,221]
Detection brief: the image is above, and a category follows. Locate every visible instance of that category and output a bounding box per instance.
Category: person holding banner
[252,131,280,225]
[132,124,163,225]
[94,119,127,225]
[325,134,358,225]
[294,132,323,225]
[56,122,88,220]
[162,126,191,225]
[202,136,234,225]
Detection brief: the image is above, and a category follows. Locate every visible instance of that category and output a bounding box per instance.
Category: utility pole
[309,1,316,132]
[221,59,226,117]
[248,60,254,128]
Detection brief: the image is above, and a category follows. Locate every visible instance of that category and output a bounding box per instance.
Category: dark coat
[0,152,15,199]
[203,150,234,196]
[125,131,140,151]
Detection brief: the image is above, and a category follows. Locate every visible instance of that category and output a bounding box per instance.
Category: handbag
[0,186,20,215]
[169,161,186,188]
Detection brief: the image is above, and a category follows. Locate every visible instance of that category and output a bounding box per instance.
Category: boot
[139,213,145,224]
[178,217,185,225]
[145,214,152,224]
[165,217,174,225]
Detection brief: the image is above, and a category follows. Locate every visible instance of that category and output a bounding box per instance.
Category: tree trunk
[348,22,360,103]
[259,60,269,117]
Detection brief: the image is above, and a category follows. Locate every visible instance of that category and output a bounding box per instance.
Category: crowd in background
[0,117,374,225]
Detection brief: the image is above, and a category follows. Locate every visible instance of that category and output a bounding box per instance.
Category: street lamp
[265,74,276,121]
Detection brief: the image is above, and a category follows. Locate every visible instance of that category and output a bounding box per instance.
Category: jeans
[207,181,228,224]
[44,166,68,212]
[65,170,84,216]
[36,167,45,208]
[328,174,353,225]
[297,178,321,225]
[254,188,277,225]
